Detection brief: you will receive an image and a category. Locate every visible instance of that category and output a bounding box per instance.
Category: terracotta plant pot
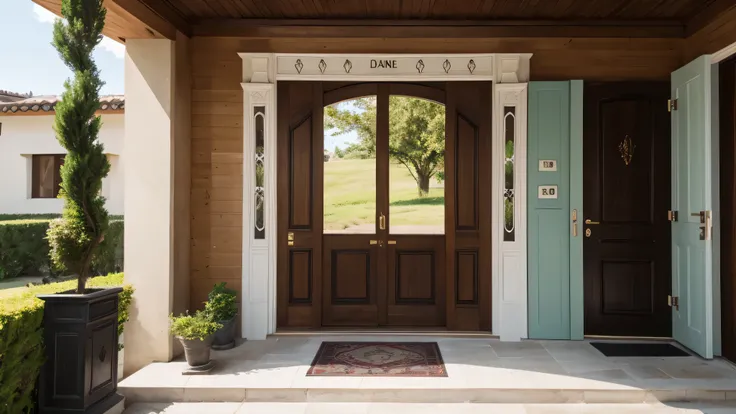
[212,318,236,350]
[178,335,214,367]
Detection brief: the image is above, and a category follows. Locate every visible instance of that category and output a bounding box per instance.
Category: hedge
[0,220,53,280]
[0,273,133,414]
[0,219,124,280]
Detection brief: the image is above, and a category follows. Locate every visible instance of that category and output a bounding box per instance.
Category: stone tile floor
[119,335,736,404]
[123,402,736,414]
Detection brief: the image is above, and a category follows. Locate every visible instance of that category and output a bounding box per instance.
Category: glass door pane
[388,96,446,235]
[323,96,377,234]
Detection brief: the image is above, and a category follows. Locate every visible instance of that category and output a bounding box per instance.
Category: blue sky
[1,2,125,96]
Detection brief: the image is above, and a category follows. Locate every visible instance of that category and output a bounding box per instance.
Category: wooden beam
[134,0,192,37]
[686,0,736,37]
[192,19,685,39]
[107,0,178,39]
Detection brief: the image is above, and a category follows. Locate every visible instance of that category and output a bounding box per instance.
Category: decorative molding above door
[264,54,531,82]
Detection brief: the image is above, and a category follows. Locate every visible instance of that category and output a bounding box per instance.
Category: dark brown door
[583,82,671,337]
[277,81,324,329]
[278,81,492,330]
[321,83,448,327]
[445,82,493,331]
[720,57,736,362]
[382,83,449,327]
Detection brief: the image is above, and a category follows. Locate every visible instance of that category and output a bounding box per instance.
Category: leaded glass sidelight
[254,106,265,239]
[503,106,516,242]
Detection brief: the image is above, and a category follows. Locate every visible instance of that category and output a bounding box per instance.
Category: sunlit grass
[324,158,444,231]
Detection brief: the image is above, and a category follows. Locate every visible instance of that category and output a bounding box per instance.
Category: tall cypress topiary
[47,0,111,294]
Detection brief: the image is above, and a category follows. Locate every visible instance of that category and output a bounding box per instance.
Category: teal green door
[671,55,716,358]
[528,82,571,339]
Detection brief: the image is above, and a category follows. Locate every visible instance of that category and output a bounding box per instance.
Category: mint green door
[528,82,571,339]
[671,55,716,358]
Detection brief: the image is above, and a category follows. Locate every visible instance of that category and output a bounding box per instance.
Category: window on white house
[32,154,64,199]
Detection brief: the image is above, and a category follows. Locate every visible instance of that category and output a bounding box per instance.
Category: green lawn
[324,158,444,232]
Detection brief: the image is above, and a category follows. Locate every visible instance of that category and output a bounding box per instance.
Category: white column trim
[492,82,529,341]
[240,53,277,339]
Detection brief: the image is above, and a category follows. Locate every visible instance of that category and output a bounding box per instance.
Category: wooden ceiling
[32,0,736,41]
[164,0,717,21]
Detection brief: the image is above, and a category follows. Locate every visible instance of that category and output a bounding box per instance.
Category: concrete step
[119,385,736,405]
[123,402,736,414]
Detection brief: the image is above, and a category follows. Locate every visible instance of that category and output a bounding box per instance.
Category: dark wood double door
[583,82,672,337]
[277,81,492,330]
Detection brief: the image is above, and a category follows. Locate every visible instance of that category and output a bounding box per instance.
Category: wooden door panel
[455,116,479,230]
[583,82,670,337]
[386,235,446,326]
[332,250,371,303]
[455,250,478,305]
[289,116,313,228]
[323,235,379,326]
[446,82,492,331]
[277,81,324,329]
[600,261,654,314]
[289,250,313,304]
[599,99,654,224]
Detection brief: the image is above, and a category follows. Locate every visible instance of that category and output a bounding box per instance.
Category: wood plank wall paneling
[187,35,684,312]
[190,41,244,309]
[191,37,684,81]
[685,5,736,61]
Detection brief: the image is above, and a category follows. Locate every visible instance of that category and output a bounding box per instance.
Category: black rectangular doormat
[307,342,447,377]
[591,342,691,357]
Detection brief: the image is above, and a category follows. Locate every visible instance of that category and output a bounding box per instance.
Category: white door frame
[239,52,532,341]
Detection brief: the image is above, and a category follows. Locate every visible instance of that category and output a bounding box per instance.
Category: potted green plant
[205,282,239,350]
[170,311,222,369]
[36,0,125,412]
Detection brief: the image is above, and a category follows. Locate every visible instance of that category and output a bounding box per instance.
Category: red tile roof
[0,95,125,115]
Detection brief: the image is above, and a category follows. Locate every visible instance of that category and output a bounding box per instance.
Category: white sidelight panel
[492,82,529,341]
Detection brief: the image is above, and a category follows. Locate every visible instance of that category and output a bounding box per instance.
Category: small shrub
[91,220,124,275]
[0,273,132,414]
[169,311,221,340]
[0,220,54,280]
[204,282,238,322]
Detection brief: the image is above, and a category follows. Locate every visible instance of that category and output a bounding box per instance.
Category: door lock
[585,228,592,238]
[370,240,384,247]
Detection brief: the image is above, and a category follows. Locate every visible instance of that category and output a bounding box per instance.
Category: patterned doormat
[307,342,447,377]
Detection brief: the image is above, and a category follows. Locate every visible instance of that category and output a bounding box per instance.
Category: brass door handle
[287,232,294,246]
[379,213,386,230]
[585,219,600,225]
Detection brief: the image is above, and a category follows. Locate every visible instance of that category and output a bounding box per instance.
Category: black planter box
[37,287,125,414]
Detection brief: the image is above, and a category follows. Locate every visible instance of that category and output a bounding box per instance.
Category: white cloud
[32,4,57,23]
[100,37,125,59]
[32,4,125,59]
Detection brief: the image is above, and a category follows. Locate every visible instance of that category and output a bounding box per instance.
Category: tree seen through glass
[323,96,445,234]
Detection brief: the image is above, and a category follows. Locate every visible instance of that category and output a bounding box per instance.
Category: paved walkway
[124,402,736,414]
[120,335,736,404]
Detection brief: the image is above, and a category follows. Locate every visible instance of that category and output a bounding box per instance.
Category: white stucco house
[0,90,125,215]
